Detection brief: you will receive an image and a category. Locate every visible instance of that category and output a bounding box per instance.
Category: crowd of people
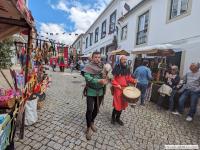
[80,51,200,140]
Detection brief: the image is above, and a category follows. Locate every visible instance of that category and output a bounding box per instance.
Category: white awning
[80,53,92,58]
[133,44,175,52]
[132,44,182,56]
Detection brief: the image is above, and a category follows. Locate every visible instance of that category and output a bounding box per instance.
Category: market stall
[0,0,42,149]
[131,44,187,109]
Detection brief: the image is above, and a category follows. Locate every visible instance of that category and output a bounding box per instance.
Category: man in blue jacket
[133,60,152,105]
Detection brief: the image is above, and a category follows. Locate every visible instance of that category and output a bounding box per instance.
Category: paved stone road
[15,69,200,150]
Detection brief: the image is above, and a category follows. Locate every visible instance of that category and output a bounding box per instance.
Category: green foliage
[0,38,14,69]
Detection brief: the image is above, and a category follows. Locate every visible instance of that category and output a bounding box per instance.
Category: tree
[0,38,14,69]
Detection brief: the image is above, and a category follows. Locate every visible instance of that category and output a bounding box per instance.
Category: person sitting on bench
[173,63,200,122]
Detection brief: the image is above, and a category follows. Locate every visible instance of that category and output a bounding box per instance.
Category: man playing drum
[111,55,137,126]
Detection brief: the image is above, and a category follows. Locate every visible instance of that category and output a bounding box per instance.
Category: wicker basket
[37,101,44,110]
[0,98,15,109]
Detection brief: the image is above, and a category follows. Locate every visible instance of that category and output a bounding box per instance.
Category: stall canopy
[111,49,130,56]
[132,44,179,57]
[0,0,34,40]
[81,53,92,58]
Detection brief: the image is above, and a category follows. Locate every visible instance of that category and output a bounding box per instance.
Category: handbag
[158,84,172,96]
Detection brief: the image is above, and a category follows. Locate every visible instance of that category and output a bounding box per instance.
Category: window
[121,25,128,40]
[109,10,117,34]
[136,11,149,45]
[170,0,189,19]
[95,27,99,43]
[78,41,80,48]
[100,47,105,56]
[100,47,104,55]
[85,37,88,48]
[101,20,106,39]
[90,33,93,46]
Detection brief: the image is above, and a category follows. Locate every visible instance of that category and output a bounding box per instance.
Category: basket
[37,101,44,110]
[0,97,16,109]
[122,86,141,103]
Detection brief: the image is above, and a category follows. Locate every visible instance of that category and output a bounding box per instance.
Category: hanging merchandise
[0,88,20,109]
[16,73,25,90]
[49,40,56,56]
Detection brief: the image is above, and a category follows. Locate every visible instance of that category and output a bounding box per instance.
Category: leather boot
[111,109,116,125]
[86,127,92,140]
[116,111,124,126]
[91,122,97,132]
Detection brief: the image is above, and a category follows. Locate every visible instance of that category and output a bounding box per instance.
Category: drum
[123,86,141,103]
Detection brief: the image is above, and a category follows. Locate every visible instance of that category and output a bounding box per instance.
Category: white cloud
[50,0,70,12]
[39,0,112,45]
[39,23,78,45]
[49,0,112,33]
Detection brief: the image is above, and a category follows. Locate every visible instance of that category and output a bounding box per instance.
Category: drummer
[111,55,137,126]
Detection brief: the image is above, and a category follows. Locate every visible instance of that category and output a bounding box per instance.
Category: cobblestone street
[15,69,200,150]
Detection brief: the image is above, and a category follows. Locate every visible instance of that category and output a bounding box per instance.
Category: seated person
[157,65,180,112]
[173,63,200,122]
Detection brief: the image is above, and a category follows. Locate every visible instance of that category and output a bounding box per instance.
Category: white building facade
[71,34,84,55]
[83,0,142,58]
[117,0,200,76]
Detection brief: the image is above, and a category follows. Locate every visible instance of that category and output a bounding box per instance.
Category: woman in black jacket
[157,65,180,112]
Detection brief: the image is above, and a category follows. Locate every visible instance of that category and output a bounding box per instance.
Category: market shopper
[82,51,107,140]
[79,60,85,71]
[173,63,200,121]
[52,59,56,72]
[157,65,180,111]
[70,61,74,73]
[133,60,152,105]
[111,55,136,126]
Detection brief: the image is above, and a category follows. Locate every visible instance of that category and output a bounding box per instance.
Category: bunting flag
[38,32,79,37]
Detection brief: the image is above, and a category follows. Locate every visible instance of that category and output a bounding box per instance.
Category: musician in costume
[82,51,107,140]
[111,55,136,126]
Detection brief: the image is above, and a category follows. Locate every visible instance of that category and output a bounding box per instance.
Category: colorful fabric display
[16,73,25,90]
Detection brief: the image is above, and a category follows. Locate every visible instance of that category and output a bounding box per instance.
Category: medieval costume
[58,56,65,72]
[82,61,106,140]
[111,55,136,126]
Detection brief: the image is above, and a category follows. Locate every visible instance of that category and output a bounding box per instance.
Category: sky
[29,0,112,45]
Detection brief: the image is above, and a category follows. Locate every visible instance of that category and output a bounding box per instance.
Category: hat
[171,65,179,72]
[171,65,178,70]
[119,55,127,60]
